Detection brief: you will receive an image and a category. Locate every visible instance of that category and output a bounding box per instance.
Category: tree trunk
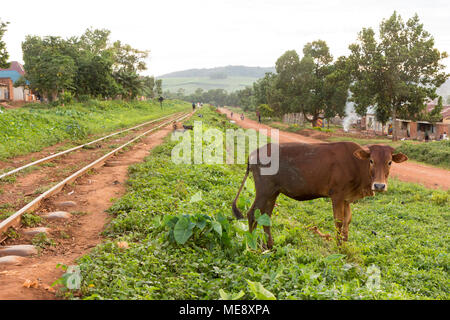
[392,106,398,141]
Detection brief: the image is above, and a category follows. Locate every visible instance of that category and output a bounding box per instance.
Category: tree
[298,40,335,126]
[323,56,351,127]
[348,12,449,140]
[74,29,119,98]
[236,86,254,110]
[111,40,149,99]
[155,79,163,97]
[0,19,9,69]
[421,96,444,123]
[253,72,283,115]
[22,36,76,101]
[141,76,156,98]
[274,50,303,115]
[274,41,345,127]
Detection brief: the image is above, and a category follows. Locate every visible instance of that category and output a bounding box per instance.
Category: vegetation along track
[0,111,190,242]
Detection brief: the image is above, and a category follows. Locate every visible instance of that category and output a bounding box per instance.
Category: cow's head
[353,145,408,192]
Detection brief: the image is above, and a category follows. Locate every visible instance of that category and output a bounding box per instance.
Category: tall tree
[348,12,449,140]
[323,56,351,127]
[0,19,10,68]
[275,50,303,114]
[155,79,163,97]
[22,36,76,101]
[111,41,149,99]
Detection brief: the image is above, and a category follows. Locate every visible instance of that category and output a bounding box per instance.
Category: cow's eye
[388,161,392,166]
[369,159,374,165]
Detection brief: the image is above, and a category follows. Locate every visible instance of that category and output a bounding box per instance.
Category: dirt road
[219,108,450,190]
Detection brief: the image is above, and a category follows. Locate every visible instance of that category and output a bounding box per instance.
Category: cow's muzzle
[372,183,386,191]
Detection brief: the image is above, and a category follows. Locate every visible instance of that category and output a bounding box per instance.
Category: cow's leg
[331,197,345,245]
[342,201,352,242]
[261,196,278,249]
[248,192,278,249]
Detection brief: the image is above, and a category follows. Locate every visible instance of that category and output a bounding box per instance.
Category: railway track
[0,111,192,256]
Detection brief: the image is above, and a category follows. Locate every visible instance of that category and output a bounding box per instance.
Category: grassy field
[0,99,191,161]
[68,107,449,300]
[160,77,257,94]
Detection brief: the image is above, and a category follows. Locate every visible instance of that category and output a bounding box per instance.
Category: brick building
[0,61,34,102]
[361,104,450,140]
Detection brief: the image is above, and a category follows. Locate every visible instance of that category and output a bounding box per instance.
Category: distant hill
[158,65,275,94]
[159,65,275,78]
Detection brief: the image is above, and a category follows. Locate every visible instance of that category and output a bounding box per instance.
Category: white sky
[2,0,450,76]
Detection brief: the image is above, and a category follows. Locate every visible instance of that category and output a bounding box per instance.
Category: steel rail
[0,112,191,237]
[0,111,184,181]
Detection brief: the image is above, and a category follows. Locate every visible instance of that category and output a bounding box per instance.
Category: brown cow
[232,142,408,248]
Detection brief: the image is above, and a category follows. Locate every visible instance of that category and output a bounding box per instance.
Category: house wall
[13,87,24,101]
[436,123,450,137]
[410,122,418,138]
[0,78,13,101]
[283,113,305,126]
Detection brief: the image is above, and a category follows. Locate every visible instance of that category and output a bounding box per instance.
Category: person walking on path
[192,102,196,111]
[256,110,261,123]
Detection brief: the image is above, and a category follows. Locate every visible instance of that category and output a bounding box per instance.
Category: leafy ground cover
[0,99,190,160]
[73,107,449,300]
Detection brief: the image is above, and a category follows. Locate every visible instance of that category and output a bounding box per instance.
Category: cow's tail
[232,163,251,220]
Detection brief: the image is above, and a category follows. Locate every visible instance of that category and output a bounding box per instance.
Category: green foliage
[32,232,55,249]
[0,19,9,69]
[21,28,149,102]
[75,107,449,300]
[21,213,42,227]
[396,140,450,168]
[246,280,276,300]
[348,12,449,140]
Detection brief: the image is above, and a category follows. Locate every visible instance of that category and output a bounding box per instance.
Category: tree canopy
[348,12,449,140]
[21,28,152,102]
[0,19,10,69]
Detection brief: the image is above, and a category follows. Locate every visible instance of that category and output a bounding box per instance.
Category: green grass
[0,99,191,160]
[161,77,258,94]
[71,107,449,300]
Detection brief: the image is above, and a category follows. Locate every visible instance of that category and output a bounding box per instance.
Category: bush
[396,140,450,168]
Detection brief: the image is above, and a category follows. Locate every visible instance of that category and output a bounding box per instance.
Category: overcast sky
[2,0,450,76]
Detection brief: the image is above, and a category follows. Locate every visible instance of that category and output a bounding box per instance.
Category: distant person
[230,111,234,118]
[425,131,429,142]
[256,110,261,123]
[192,102,196,111]
[240,113,244,120]
[158,96,164,108]
[443,132,448,140]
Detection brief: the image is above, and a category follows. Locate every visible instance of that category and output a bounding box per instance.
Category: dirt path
[219,108,450,190]
[0,122,184,300]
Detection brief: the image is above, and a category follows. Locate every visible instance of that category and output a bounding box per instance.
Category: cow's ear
[392,152,408,163]
[353,148,370,160]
